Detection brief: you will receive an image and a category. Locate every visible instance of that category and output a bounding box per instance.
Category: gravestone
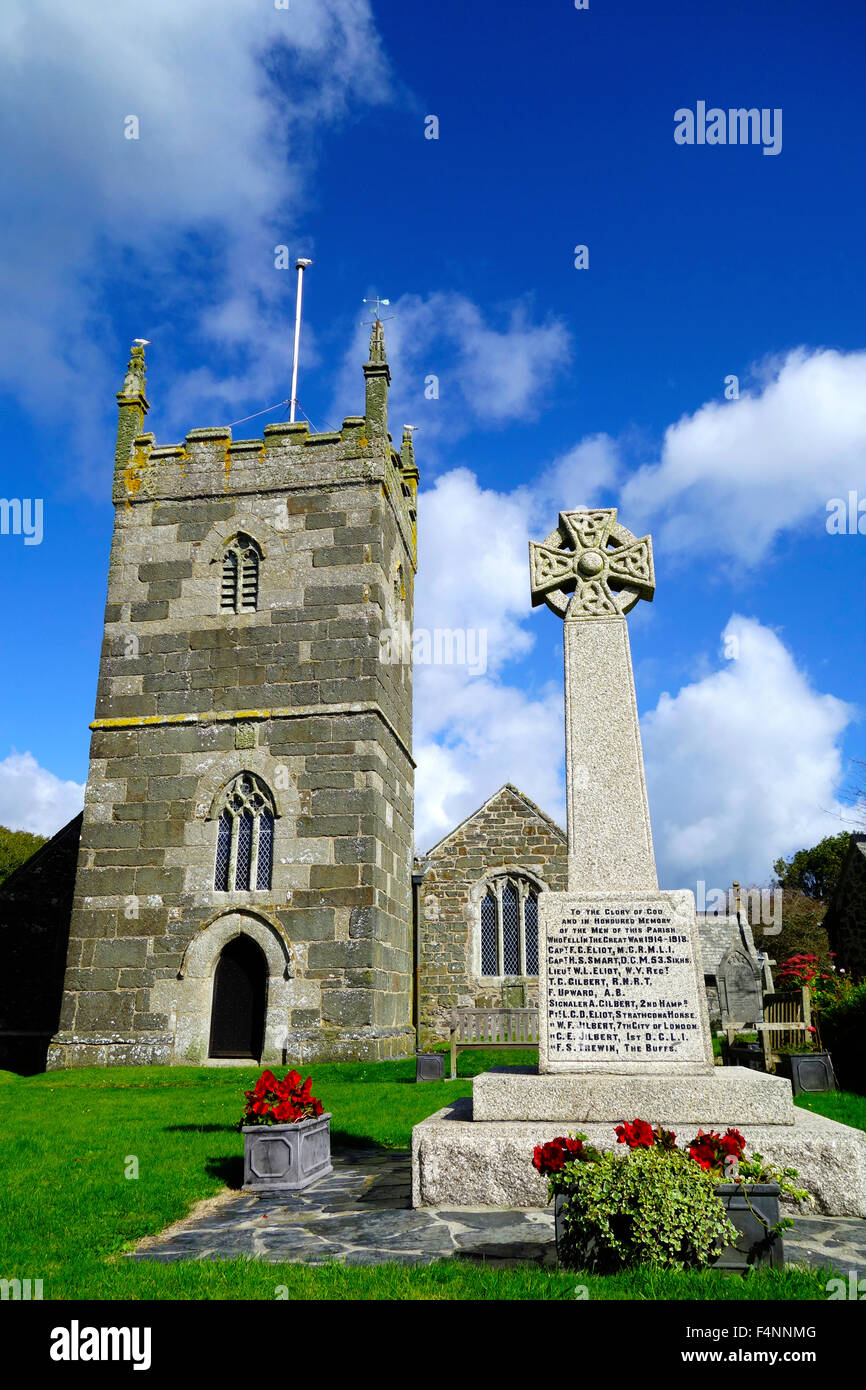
[411,505,866,1214]
[717,943,764,1028]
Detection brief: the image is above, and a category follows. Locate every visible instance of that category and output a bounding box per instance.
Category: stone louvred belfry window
[220,533,261,613]
[479,874,540,977]
[214,774,275,892]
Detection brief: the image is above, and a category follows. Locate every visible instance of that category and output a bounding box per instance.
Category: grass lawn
[0,1058,852,1301]
[793,1088,866,1129]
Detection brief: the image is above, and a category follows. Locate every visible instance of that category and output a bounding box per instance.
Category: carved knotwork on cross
[529,508,655,620]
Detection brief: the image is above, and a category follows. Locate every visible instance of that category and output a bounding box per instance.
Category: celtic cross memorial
[529,507,715,1075]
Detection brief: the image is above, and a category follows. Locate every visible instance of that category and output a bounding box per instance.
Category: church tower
[48,326,418,1067]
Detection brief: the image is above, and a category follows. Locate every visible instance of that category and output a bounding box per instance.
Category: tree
[756,889,833,979]
[0,824,48,887]
[772,832,851,902]
[842,760,866,828]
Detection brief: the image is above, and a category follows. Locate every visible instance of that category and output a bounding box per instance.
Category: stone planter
[776,1051,837,1096]
[554,1183,783,1271]
[416,1052,445,1082]
[711,1182,784,1270]
[242,1113,332,1193]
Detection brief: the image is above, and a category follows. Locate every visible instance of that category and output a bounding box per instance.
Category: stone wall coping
[89,702,416,766]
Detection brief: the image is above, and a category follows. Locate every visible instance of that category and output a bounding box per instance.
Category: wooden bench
[758,988,812,1072]
[449,1007,539,1079]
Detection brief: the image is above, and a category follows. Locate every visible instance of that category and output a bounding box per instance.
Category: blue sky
[0,0,864,891]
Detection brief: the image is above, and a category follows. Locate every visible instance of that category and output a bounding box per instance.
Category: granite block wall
[48,331,419,1067]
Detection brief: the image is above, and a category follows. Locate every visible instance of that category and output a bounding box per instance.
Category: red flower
[532,1135,588,1176]
[240,1068,325,1128]
[687,1127,746,1173]
[615,1118,655,1149]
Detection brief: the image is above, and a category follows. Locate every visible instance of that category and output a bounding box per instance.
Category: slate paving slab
[131,1145,866,1274]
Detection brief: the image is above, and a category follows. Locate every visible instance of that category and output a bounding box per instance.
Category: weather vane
[361,296,394,325]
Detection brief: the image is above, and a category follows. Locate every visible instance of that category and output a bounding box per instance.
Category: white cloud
[410,450,651,852]
[641,615,857,889]
[0,0,390,451]
[331,292,571,454]
[412,465,569,850]
[414,668,565,852]
[622,347,866,564]
[415,467,536,674]
[536,434,621,515]
[0,752,84,838]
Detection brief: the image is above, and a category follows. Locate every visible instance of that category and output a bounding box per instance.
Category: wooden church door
[208,935,267,1060]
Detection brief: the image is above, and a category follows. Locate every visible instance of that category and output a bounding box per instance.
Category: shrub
[754,889,832,971]
[554,1146,738,1273]
[818,981,866,1092]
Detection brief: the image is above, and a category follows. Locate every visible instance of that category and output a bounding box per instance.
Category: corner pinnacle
[368,318,387,365]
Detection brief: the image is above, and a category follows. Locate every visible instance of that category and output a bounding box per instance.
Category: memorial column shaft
[564,614,657,893]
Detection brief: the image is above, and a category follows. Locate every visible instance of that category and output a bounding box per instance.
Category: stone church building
[415,785,567,1046]
[1,327,420,1070]
[0,332,769,1072]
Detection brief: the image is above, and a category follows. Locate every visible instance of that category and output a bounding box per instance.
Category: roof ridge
[420,783,566,860]
[0,812,83,895]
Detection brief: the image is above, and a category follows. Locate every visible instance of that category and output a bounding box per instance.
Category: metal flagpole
[290,258,313,423]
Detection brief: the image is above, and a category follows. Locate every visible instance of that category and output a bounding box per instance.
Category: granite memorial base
[411,1096,866,1217]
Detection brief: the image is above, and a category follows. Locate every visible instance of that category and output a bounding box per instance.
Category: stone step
[472,1066,796,1126]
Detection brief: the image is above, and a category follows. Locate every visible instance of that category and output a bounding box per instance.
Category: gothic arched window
[220,533,261,614]
[479,874,540,978]
[214,773,275,892]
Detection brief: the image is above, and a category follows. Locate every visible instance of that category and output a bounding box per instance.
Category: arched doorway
[208,935,267,1060]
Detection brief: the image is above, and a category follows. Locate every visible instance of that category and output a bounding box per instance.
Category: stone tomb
[412,506,866,1216]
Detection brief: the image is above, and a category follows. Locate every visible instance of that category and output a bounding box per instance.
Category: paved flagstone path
[132,1146,866,1273]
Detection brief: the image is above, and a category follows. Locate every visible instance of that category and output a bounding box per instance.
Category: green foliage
[555,1146,738,1274]
[772,832,850,901]
[750,888,832,976]
[813,971,863,1011]
[0,823,48,887]
[817,980,866,1092]
[736,1152,810,1208]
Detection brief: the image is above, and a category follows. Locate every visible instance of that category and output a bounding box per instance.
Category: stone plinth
[472,1067,796,1125]
[412,1098,866,1217]
[539,889,714,1074]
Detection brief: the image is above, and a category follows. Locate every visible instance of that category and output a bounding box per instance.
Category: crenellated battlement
[114,326,418,568]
